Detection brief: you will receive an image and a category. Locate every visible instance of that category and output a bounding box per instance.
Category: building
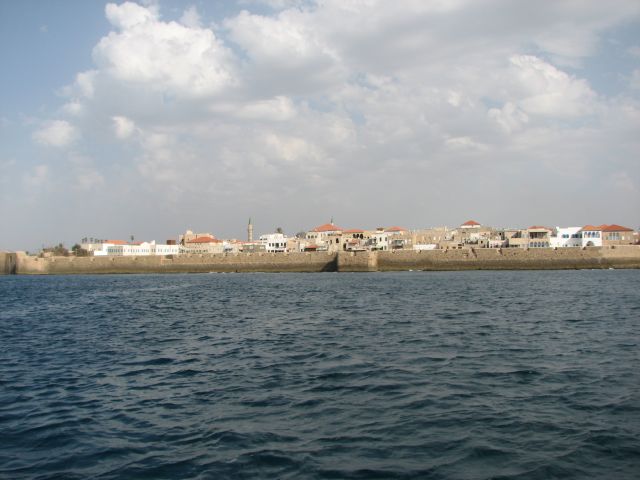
[504,227,552,248]
[179,230,216,245]
[526,226,552,248]
[94,240,180,256]
[551,227,583,248]
[385,226,411,250]
[342,229,367,251]
[181,236,224,254]
[580,224,635,247]
[412,227,451,249]
[306,223,344,252]
[259,233,288,252]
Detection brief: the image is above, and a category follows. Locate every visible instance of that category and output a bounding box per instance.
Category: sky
[1,0,639,251]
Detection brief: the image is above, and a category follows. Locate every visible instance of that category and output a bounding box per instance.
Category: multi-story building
[581,224,635,247]
[305,223,343,252]
[259,233,288,253]
[504,226,552,248]
[551,227,583,248]
[342,229,366,251]
[181,236,224,254]
[525,226,552,248]
[179,230,216,245]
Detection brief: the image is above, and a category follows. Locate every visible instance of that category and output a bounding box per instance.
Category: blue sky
[1,0,639,251]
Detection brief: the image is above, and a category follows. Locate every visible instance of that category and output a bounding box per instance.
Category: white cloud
[180,6,202,28]
[63,101,84,116]
[508,55,596,117]
[76,71,97,98]
[33,120,78,147]
[105,1,158,30]
[92,2,235,98]
[211,96,297,121]
[488,102,529,134]
[112,115,137,139]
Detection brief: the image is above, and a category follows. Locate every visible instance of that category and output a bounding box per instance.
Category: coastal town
[54,219,639,258]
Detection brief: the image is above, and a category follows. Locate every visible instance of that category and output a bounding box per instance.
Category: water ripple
[1,271,639,479]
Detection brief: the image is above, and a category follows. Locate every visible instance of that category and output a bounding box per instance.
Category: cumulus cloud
[33,120,78,147]
[112,115,137,139]
[105,1,158,30]
[488,102,529,134]
[9,0,638,250]
[180,6,202,28]
[508,55,597,117]
[92,2,235,98]
[62,101,84,116]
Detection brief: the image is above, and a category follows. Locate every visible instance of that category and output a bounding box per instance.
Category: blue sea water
[0,270,639,479]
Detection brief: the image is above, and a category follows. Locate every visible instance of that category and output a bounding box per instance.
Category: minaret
[248,217,253,242]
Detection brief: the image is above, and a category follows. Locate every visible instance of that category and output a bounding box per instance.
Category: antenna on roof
[330,216,334,224]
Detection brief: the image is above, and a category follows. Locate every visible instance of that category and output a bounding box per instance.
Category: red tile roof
[106,240,128,245]
[343,228,364,233]
[581,224,633,232]
[600,224,634,232]
[385,226,407,232]
[187,236,222,244]
[461,220,480,226]
[312,223,343,232]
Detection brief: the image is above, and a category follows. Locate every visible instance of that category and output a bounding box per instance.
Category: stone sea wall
[14,251,337,275]
[0,252,17,275]
[6,246,640,275]
[339,246,640,272]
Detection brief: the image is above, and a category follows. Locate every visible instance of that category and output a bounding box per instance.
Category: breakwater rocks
[5,246,640,275]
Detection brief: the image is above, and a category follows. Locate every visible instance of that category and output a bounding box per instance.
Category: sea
[1,270,639,479]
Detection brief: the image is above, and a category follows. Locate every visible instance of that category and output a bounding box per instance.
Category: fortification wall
[11,246,640,275]
[375,246,640,271]
[0,252,17,275]
[15,252,337,275]
[336,251,378,272]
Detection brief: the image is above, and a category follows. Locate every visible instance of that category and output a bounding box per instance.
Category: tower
[248,217,253,242]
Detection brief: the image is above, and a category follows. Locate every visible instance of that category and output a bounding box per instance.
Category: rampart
[4,246,640,275]
[14,252,337,275]
[337,246,640,272]
[0,252,17,275]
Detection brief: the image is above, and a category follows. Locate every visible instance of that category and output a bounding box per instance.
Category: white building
[94,241,181,256]
[580,225,603,247]
[413,244,437,251]
[367,231,390,251]
[259,233,288,253]
[551,227,583,248]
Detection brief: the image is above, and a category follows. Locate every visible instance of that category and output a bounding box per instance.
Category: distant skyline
[1,0,639,251]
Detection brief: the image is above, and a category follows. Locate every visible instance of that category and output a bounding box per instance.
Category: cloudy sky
[1,0,639,250]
